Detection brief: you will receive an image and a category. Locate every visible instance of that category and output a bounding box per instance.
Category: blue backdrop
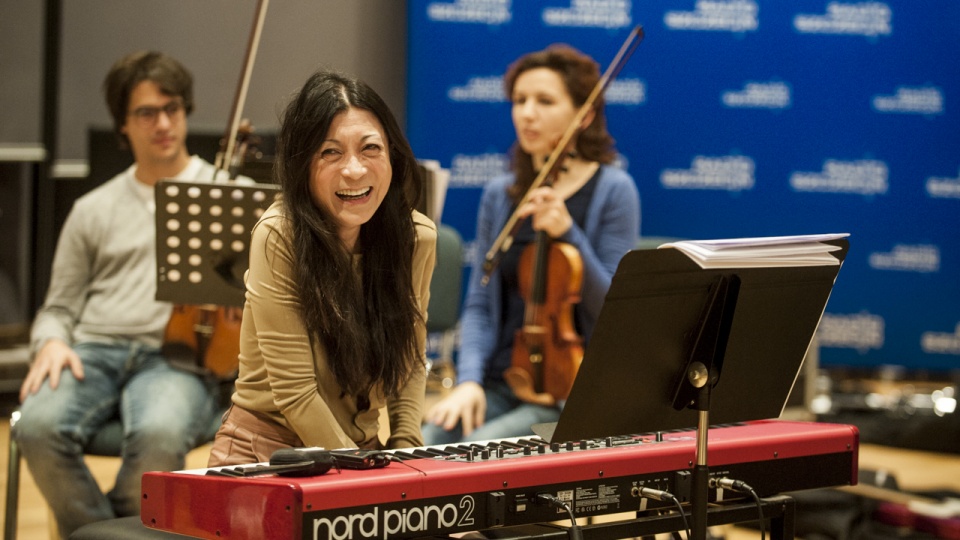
[406,1,960,372]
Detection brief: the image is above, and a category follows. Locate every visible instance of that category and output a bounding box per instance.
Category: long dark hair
[503,44,617,201]
[275,69,424,399]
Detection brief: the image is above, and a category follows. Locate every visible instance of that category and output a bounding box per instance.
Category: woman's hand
[424,381,487,436]
[19,339,84,402]
[517,186,573,239]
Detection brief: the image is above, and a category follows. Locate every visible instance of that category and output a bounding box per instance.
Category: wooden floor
[0,415,958,540]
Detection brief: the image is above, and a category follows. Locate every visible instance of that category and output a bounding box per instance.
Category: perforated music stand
[531,238,848,540]
[155,179,280,307]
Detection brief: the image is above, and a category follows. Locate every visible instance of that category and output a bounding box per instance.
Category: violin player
[13,51,247,537]
[423,44,641,444]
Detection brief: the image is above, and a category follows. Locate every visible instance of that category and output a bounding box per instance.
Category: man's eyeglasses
[128,101,185,125]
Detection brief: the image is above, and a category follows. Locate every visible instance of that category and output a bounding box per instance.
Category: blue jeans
[422,380,560,445]
[13,341,216,538]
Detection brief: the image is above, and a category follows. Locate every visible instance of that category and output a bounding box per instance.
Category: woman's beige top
[232,200,437,449]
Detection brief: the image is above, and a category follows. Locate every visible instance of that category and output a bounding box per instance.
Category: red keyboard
[141,419,859,540]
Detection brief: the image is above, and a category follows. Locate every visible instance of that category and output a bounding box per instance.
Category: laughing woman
[208,70,436,465]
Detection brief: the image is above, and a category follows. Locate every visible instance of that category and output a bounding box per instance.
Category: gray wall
[0,0,408,163]
[0,1,44,147]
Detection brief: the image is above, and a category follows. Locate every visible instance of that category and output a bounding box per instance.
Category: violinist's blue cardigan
[457,164,641,387]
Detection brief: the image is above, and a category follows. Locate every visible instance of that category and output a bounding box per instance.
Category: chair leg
[437,329,458,392]
[5,411,21,540]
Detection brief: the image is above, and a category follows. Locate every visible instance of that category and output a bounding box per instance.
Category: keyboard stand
[469,495,796,540]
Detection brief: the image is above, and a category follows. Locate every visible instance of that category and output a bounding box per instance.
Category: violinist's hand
[19,339,84,403]
[424,381,486,436]
[517,186,573,239]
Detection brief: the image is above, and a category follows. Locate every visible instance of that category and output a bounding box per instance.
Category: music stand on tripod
[154,179,280,374]
[533,236,849,540]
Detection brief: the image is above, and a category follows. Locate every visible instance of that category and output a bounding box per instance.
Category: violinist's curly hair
[273,69,425,399]
[103,51,194,150]
[503,44,617,201]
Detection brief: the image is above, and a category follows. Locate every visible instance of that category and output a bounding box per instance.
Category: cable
[637,487,691,540]
[746,488,765,540]
[384,454,428,476]
[710,478,765,540]
[669,495,692,540]
[536,493,583,540]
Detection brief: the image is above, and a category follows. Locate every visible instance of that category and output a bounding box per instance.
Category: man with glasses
[13,51,230,537]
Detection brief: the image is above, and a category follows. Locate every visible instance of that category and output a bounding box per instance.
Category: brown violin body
[163,305,242,379]
[505,237,584,406]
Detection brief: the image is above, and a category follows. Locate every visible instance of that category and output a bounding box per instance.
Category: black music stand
[532,238,849,540]
[155,179,279,307]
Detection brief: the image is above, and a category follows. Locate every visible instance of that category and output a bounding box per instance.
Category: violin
[503,157,585,405]
[163,304,243,378]
[161,0,270,379]
[490,26,644,404]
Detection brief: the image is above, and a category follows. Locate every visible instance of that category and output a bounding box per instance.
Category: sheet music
[659,233,850,269]
[418,159,449,222]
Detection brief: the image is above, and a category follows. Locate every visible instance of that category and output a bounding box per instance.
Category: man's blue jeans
[422,380,560,445]
[13,341,216,537]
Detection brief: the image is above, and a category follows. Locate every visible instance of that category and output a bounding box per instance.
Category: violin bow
[481,25,644,285]
[214,0,270,179]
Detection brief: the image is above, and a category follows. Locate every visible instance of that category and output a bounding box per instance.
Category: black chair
[425,224,464,391]
[68,516,195,539]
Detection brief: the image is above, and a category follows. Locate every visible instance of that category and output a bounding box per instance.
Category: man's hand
[424,381,486,436]
[19,339,84,402]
